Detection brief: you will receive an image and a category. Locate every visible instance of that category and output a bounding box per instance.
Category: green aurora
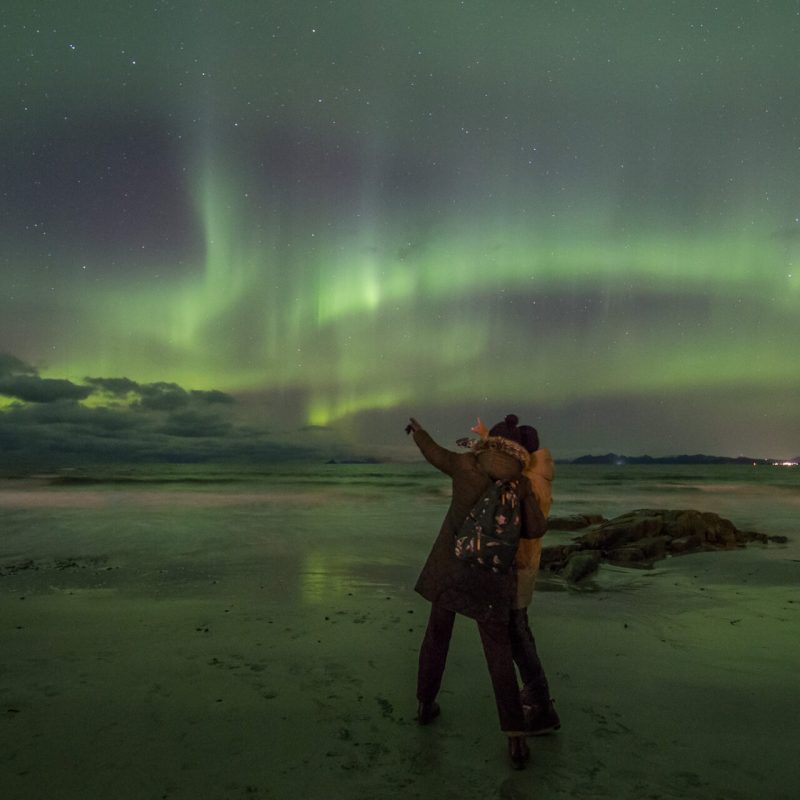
[1,1,798,458]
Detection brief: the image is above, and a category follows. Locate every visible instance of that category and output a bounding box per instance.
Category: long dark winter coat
[413,428,544,624]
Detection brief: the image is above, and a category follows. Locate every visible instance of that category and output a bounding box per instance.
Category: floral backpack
[454,479,522,573]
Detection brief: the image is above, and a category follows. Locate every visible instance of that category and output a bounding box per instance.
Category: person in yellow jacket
[466,415,561,735]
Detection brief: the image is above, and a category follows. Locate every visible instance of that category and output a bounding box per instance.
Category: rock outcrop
[548,513,607,531]
[542,508,786,583]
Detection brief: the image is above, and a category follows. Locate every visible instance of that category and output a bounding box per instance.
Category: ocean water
[1,461,797,598]
[2,460,797,528]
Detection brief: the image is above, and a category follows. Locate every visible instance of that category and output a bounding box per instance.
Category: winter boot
[416,700,441,725]
[507,734,530,769]
[523,696,561,736]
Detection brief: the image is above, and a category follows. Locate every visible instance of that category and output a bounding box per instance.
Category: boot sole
[525,722,561,737]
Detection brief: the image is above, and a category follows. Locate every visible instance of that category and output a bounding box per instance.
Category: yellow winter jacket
[514,447,554,608]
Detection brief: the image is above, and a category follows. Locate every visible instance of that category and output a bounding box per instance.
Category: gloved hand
[405,417,422,435]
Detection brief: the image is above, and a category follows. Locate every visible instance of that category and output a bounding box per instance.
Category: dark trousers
[417,603,525,732]
[509,607,551,703]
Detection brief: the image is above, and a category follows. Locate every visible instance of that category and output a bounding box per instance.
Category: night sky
[1,1,798,462]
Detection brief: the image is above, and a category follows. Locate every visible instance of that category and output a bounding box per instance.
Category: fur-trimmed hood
[472,436,530,469]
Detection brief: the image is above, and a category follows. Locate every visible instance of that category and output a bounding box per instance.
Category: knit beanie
[519,425,540,454]
[488,414,523,444]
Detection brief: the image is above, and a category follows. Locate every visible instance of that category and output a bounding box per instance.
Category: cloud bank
[0,354,318,465]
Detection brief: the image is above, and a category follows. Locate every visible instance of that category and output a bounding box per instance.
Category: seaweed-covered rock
[540,508,781,582]
[628,535,671,561]
[582,509,743,556]
[607,547,647,565]
[539,544,581,572]
[548,514,606,531]
[668,535,702,553]
[669,509,738,546]
[562,550,602,583]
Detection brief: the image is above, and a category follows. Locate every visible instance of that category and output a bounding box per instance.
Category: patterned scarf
[471,436,530,469]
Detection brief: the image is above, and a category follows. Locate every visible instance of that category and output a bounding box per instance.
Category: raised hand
[470,417,489,438]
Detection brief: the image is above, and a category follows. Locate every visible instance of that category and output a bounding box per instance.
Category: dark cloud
[83,376,235,407]
[159,409,233,439]
[84,376,141,396]
[136,382,191,411]
[0,397,315,464]
[0,401,145,460]
[0,375,93,404]
[190,389,235,405]
[0,354,92,403]
[0,353,37,378]
[0,353,319,465]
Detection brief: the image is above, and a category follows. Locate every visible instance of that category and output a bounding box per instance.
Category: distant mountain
[571,452,776,465]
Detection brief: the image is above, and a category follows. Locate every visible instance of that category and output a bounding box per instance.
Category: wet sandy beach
[1,476,798,799]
